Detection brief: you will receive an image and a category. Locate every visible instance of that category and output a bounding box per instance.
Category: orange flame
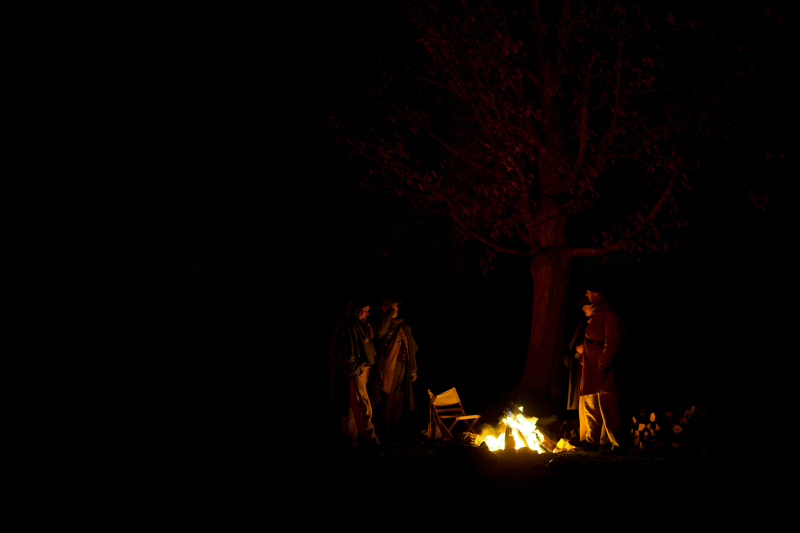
[478,406,545,453]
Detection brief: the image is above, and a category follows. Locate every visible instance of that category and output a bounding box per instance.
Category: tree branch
[444,198,537,256]
[571,170,679,257]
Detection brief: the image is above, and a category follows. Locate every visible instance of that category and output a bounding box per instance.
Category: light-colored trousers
[579,392,623,448]
[340,367,379,446]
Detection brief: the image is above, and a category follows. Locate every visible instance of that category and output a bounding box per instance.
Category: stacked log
[664,406,709,450]
[630,409,661,449]
[629,405,709,451]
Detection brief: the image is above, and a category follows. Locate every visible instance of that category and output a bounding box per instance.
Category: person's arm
[565,343,583,366]
[598,313,622,376]
[337,322,363,380]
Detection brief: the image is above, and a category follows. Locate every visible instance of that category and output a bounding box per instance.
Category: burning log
[555,438,576,452]
[507,402,557,452]
[504,425,515,451]
[462,432,478,445]
[538,430,557,453]
[478,402,553,453]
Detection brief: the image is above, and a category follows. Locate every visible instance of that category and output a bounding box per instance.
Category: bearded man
[372,299,418,437]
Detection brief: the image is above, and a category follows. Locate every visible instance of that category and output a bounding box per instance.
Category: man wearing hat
[372,299,419,437]
[329,300,381,449]
[575,285,626,453]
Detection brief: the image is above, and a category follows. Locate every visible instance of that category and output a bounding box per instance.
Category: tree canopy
[290,0,789,397]
[316,0,785,270]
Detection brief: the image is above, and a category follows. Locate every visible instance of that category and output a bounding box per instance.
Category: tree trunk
[517,218,572,400]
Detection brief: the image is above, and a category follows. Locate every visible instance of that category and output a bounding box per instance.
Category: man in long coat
[372,299,418,437]
[576,288,625,452]
[563,297,591,413]
[329,301,380,448]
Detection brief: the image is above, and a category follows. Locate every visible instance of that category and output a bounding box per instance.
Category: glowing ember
[478,404,547,453]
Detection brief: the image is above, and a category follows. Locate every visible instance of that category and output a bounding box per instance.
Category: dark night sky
[22,15,412,289]
[24,3,791,284]
[21,3,793,494]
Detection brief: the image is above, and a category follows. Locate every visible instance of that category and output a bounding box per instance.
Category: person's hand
[576,345,584,354]
[411,373,417,382]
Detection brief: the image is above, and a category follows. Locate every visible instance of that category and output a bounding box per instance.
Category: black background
[18,3,791,524]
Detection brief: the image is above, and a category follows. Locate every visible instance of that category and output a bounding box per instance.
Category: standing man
[576,286,625,453]
[564,297,591,417]
[373,299,418,438]
[329,300,380,449]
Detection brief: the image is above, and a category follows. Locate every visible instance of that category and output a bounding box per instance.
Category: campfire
[477,402,562,453]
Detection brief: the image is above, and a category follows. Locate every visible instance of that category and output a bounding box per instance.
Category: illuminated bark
[524,225,571,395]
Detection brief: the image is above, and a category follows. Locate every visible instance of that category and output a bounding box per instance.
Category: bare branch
[571,170,679,257]
[445,198,537,256]
[594,11,626,160]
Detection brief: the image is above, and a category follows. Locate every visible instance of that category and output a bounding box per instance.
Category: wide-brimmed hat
[580,275,607,294]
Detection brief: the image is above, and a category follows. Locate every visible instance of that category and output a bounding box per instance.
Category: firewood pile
[630,405,709,451]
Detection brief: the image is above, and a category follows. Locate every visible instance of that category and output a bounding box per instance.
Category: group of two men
[564,286,626,453]
[328,299,419,449]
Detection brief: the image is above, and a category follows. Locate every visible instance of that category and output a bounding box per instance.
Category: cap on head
[350,300,369,311]
[381,299,400,308]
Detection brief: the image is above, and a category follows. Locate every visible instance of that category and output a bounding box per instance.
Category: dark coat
[329,313,377,380]
[565,321,587,410]
[580,296,624,396]
[374,314,419,413]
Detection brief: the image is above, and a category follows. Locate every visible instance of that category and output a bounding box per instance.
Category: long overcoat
[566,321,587,410]
[580,297,624,396]
[373,315,418,413]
